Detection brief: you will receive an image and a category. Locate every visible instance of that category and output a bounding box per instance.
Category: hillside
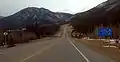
[0,7,73,29]
[0,16,4,19]
[70,0,120,33]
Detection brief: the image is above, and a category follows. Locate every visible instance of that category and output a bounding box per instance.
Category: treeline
[26,23,60,38]
[70,0,120,34]
[0,23,60,47]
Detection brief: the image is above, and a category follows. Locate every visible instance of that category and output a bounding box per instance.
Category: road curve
[0,25,113,62]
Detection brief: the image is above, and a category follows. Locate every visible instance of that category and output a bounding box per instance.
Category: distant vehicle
[71,30,83,38]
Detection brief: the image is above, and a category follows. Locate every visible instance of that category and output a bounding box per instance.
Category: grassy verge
[74,38,120,62]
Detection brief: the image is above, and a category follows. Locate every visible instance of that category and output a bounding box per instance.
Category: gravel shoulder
[74,38,120,62]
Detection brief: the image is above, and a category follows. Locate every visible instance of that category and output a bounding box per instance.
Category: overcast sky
[0,0,107,16]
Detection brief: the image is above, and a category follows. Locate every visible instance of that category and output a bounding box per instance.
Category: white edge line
[66,27,90,62]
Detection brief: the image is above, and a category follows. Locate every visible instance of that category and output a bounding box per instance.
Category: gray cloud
[0,0,106,16]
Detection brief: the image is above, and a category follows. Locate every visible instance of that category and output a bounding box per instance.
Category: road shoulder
[67,26,114,62]
[74,38,120,62]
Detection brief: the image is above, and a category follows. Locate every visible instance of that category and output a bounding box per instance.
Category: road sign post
[3,32,8,46]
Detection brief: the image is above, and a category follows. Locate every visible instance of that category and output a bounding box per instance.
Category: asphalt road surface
[0,25,113,62]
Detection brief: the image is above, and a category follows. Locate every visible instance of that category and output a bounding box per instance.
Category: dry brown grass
[12,31,37,43]
[75,39,120,62]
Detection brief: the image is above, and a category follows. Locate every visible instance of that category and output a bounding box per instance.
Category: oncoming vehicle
[71,30,83,38]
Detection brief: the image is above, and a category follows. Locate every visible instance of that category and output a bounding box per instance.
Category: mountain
[55,12,73,21]
[70,0,120,32]
[0,7,73,29]
[54,12,73,24]
[0,16,4,19]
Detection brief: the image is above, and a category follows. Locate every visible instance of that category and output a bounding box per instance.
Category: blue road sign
[98,28,112,36]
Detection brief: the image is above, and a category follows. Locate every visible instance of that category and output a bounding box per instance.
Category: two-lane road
[0,25,113,62]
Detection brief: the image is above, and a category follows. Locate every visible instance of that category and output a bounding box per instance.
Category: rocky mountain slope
[0,7,73,29]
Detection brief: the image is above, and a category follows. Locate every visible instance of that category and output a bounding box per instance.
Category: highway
[0,25,113,62]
